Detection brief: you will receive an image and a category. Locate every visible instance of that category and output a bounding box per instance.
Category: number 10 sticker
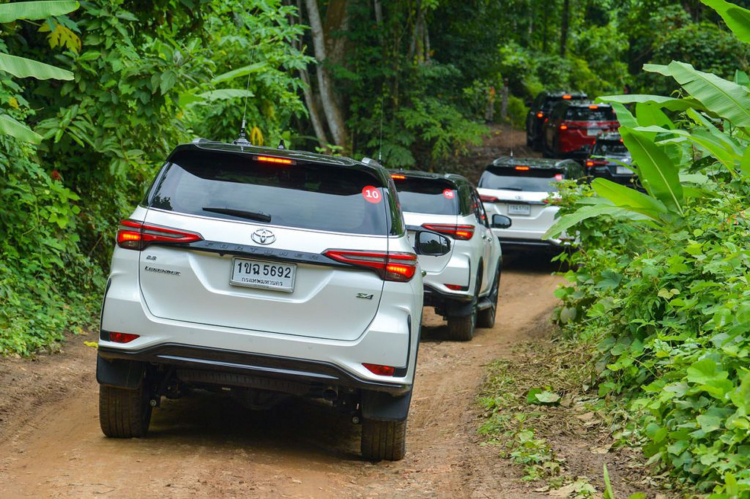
[362,186,382,203]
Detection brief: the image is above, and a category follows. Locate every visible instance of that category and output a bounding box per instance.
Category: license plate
[508,204,531,216]
[586,128,601,136]
[616,166,633,175]
[230,258,296,292]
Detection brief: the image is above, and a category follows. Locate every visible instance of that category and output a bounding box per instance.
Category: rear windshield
[149,150,389,235]
[593,140,628,156]
[565,106,615,121]
[542,96,585,111]
[392,177,459,215]
[479,167,563,193]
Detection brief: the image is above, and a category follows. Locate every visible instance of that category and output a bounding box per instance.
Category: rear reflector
[256,156,293,165]
[480,195,499,203]
[421,223,475,241]
[515,166,530,171]
[108,332,139,344]
[323,250,417,282]
[363,363,396,376]
[445,284,468,291]
[117,220,203,251]
[391,174,406,180]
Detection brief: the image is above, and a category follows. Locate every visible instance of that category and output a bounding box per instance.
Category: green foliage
[0,0,307,355]
[550,2,750,493]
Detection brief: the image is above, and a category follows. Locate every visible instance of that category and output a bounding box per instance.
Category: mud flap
[96,355,145,390]
[445,296,476,317]
[361,389,413,422]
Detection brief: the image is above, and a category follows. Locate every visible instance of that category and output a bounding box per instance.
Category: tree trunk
[299,68,329,149]
[560,0,570,57]
[305,0,349,150]
[324,0,350,67]
[374,0,383,26]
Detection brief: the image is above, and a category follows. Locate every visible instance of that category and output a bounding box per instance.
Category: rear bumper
[98,344,410,395]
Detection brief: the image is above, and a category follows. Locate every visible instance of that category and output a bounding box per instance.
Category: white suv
[478,157,583,251]
[390,171,509,341]
[96,141,429,461]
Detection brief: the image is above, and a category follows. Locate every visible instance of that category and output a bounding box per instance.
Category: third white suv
[478,157,583,251]
[390,171,510,341]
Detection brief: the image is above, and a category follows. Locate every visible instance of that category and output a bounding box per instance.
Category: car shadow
[146,389,364,462]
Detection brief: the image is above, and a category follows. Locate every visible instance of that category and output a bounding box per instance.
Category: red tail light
[323,250,417,282]
[117,220,203,250]
[108,332,139,343]
[421,223,475,241]
[585,160,607,168]
[363,363,396,376]
[480,195,499,203]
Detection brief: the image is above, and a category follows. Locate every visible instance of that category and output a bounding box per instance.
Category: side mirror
[491,214,512,229]
[415,231,451,256]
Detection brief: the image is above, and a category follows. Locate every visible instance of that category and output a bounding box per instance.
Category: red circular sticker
[362,186,382,204]
[443,189,456,199]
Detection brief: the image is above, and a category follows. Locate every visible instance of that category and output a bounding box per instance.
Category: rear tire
[361,418,407,461]
[99,383,152,438]
[477,271,500,329]
[447,311,476,341]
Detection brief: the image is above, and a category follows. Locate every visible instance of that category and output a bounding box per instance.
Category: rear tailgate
[137,149,391,342]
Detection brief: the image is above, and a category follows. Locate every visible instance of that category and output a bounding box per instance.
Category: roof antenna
[233,72,253,146]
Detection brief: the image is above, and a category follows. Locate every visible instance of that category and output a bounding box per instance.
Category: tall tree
[560,0,570,57]
[304,0,349,150]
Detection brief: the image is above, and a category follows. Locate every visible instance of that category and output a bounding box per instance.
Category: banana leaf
[0,53,73,80]
[0,1,78,23]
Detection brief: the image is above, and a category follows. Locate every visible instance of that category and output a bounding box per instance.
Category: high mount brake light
[588,105,599,110]
[363,363,396,376]
[562,94,572,100]
[323,250,417,282]
[480,194,499,203]
[559,124,568,131]
[256,156,293,165]
[421,223,475,241]
[116,220,203,250]
[391,174,406,180]
[536,112,544,118]
[515,166,530,171]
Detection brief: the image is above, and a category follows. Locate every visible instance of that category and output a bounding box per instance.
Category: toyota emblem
[252,229,276,245]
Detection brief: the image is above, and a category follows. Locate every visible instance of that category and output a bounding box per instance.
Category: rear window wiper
[498,187,523,191]
[202,207,272,223]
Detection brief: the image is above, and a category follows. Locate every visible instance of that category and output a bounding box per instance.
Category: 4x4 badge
[251,229,276,245]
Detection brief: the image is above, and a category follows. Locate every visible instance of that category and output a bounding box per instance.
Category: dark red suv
[526,91,587,151]
[542,102,619,159]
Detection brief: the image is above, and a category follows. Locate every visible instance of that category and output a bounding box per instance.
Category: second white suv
[96,141,430,461]
[478,157,583,251]
[390,171,509,341]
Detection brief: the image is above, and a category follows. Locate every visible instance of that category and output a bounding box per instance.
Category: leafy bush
[546,2,750,494]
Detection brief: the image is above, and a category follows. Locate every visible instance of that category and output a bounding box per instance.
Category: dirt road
[0,256,561,498]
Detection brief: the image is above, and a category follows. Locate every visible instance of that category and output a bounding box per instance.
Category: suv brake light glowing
[421,223,475,241]
[323,250,417,282]
[256,155,293,165]
[586,159,607,168]
[117,220,203,250]
[515,166,530,171]
[562,94,572,100]
[536,112,544,118]
[391,174,406,180]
